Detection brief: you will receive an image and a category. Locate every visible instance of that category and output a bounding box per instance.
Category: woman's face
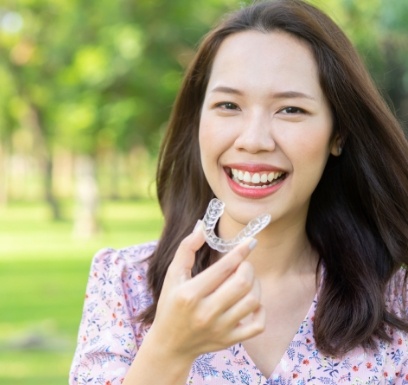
[199,30,339,237]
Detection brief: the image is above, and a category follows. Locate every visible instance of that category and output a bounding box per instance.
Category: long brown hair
[140,0,408,355]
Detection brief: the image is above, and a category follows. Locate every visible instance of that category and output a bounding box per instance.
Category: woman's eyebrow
[272,91,317,101]
[210,86,316,101]
[210,86,243,95]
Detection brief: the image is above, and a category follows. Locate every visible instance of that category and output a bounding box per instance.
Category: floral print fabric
[70,242,408,385]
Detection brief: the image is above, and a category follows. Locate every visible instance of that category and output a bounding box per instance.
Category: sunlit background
[0,0,407,384]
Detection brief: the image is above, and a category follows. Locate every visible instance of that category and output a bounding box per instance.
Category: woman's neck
[217,216,317,279]
[247,233,317,279]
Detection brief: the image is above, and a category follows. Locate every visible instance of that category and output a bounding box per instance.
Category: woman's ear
[330,134,343,156]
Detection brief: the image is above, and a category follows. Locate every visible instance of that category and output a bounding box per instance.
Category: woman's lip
[224,168,286,199]
[224,163,285,173]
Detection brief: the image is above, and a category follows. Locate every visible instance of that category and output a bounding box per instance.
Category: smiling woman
[70,1,408,384]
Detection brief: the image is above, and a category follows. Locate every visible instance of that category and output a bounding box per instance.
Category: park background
[0,0,407,384]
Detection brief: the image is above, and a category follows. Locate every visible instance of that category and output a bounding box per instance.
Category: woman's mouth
[226,167,287,189]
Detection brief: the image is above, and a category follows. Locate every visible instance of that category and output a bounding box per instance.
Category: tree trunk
[109,150,120,200]
[26,102,62,220]
[72,154,100,238]
[44,156,62,220]
[1,49,61,219]
[0,142,10,206]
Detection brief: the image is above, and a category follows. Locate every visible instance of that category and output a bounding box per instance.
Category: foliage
[313,0,408,132]
[0,0,406,212]
[0,0,252,223]
[0,0,246,155]
[0,0,406,156]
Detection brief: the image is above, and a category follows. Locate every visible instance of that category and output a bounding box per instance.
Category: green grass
[0,199,163,385]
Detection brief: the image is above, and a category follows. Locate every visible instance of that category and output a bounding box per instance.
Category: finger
[202,260,256,317]
[188,262,258,331]
[188,237,257,297]
[218,275,262,329]
[167,220,206,282]
[229,305,266,343]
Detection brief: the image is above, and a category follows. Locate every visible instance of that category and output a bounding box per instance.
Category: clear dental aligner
[202,198,271,253]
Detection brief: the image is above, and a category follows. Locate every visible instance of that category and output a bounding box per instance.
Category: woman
[70,0,408,384]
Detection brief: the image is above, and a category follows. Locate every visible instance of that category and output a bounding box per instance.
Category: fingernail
[193,219,203,233]
[248,238,258,250]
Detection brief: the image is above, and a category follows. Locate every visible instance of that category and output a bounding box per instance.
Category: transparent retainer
[202,198,271,253]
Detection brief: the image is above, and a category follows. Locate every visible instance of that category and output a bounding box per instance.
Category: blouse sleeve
[385,267,408,384]
[69,244,155,385]
[386,267,408,319]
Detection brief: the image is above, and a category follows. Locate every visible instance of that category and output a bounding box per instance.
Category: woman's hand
[148,220,265,362]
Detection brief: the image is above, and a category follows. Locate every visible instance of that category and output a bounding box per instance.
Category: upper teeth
[231,169,284,184]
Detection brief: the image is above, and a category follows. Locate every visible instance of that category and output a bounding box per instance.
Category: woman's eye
[280,106,305,114]
[216,102,240,110]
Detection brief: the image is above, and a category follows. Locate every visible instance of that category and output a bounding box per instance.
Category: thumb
[168,220,206,282]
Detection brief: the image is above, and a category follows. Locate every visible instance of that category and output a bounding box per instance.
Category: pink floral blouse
[70,241,408,385]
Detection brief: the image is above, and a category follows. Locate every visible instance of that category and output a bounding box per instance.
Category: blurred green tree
[317,0,408,133]
[0,0,406,236]
[0,0,243,234]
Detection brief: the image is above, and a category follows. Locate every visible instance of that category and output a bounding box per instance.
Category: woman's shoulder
[84,241,158,327]
[92,240,157,272]
[385,266,408,318]
[88,241,158,298]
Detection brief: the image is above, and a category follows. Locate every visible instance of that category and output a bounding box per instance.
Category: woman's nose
[233,113,276,153]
